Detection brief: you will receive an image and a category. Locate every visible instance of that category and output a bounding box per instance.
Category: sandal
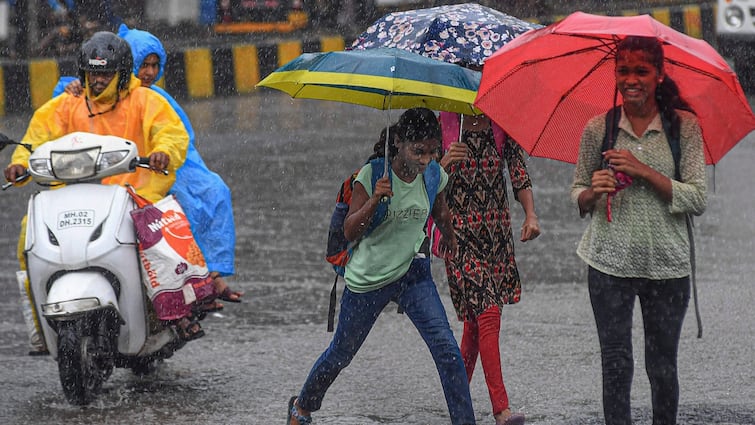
[498,413,525,425]
[172,316,205,342]
[287,396,312,425]
[212,273,243,303]
[218,286,243,303]
[504,415,525,425]
[196,299,224,313]
[193,300,224,321]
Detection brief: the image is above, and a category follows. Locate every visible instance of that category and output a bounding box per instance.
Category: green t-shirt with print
[344,162,448,293]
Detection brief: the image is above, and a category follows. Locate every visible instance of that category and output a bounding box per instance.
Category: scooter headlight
[50,147,100,180]
[97,150,130,171]
[28,158,53,177]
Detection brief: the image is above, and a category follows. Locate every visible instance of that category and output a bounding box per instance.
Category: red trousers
[460,305,509,415]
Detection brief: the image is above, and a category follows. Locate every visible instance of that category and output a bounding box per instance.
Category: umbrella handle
[459,114,464,143]
[381,116,390,204]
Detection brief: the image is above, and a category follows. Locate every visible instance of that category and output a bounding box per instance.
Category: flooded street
[0,92,753,424]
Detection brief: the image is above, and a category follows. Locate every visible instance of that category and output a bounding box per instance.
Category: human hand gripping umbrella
[607,168,633,222]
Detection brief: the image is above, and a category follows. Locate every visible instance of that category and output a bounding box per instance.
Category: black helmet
[79,31,133,91]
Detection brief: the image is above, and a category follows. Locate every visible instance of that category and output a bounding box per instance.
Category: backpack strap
[661,112,682,180]
[327,273,339,332]
[423,160,441,213]
[366,157,390,235]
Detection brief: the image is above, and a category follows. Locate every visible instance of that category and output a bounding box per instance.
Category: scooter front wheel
[57,320,104,405]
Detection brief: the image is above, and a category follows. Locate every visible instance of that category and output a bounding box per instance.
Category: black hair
[371,108,440,159]
[395,107,441,145]
[615,36,695,124]
[370,123,399,160]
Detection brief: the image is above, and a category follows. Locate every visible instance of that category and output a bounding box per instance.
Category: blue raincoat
[53,25,236,276]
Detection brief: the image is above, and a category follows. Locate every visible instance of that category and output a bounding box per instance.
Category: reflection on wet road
[0,92,753,424]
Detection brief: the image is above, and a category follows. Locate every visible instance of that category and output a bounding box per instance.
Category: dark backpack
[324,157,441,331]
[603,105,702,338]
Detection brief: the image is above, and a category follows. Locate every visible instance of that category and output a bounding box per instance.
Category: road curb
[0,3,716,117]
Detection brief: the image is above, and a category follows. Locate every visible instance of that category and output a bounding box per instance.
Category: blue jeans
[588,267,690,425]
[298,258,476,425]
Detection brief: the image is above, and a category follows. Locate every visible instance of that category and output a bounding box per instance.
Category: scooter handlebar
[1,135,33,189]
[3,158,168,190]
[134,157,169,175]
[2,172,30,190]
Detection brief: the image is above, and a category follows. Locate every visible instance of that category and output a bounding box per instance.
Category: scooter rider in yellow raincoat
[3,31,189,354]
[5,31,188,201]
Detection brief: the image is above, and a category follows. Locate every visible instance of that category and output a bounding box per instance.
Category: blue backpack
[324,157,441,331]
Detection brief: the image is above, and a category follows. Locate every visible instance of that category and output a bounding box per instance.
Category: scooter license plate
[57,209,95,229]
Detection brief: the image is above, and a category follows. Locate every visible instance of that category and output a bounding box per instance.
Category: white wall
[145,0,200,26]
[0,1,9,41]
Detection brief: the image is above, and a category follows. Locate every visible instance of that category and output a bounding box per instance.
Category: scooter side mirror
[0,133,12,151]
[0,133,31,153]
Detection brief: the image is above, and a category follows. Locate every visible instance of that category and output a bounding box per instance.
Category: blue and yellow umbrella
[255,47,481,115]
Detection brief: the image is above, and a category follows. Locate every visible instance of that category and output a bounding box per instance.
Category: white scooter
[2,132,194,405]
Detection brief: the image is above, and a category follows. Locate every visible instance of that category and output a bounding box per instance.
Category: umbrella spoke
[665,58,724,82]
[531,57,613,158]
[521,44,615,68]
[560,52,614,100]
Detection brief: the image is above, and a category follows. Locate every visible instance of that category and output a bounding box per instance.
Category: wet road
[0,92,753,425]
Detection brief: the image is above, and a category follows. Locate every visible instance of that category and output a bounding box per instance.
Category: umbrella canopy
[256,47,481,115]
[475,11,755,164]
[350,2,541,66]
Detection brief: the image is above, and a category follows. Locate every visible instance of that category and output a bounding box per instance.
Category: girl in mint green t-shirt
[287,108,476,425]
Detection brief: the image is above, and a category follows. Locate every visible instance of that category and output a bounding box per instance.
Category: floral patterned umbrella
[350,2,541,67]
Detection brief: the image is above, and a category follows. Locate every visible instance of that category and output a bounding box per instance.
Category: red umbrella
[474,11,755,164]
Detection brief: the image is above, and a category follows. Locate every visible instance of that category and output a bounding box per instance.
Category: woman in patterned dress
[439,111,540,425]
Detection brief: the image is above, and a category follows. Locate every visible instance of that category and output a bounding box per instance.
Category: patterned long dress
[444,125,532,321]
